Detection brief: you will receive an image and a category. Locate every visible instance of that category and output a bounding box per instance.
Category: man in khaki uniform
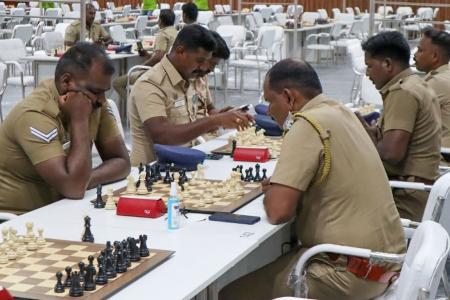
[414,28,450,151]
[112,9,178,109]
[65,4,112,47]
[220,59,406,300]
[359,31,441,222]
[128,25,252,166]
[0,44,130,215]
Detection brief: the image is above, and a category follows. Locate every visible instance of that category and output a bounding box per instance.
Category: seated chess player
[112,9,178,107]
[64,4,112,47]
[128,25,252,166]
[358,31,441,222]
[414,28,450,153]
[219,59,406,300]
[0,43,130,215]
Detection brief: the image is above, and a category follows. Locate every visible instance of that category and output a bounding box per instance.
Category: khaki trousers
[112,70,147,109]
[219,248,388,300]
[393,188,429,222]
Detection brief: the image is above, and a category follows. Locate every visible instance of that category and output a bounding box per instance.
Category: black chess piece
[93,185,105,208]
[138,162,144,174]
[163,163,172,184]
[122,239,131,267]
[81,216,94,243]
[95,262,108,285]
[244,169,251,182]
[115,248,127,273]
[64,266,72,287]
[254,164,261,182]
[231,140,237,157]
[261,168,267,180]
[248,167,254,181]
[78,261,85,283]
[154,164,162,181]
[128,237,141,262]
[105,253,117,278]
[139,234,150,257]
[97,250,105,268]
[181,168,189,183]
[69,271,84,297]
[87,255,96,276]
[54,271,65,293]
[240,167,244,181]
[84,256,97,291]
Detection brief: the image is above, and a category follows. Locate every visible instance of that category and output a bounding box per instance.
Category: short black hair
[362,31,411,67]
[172,24,216,53]
[159,9,175,26]
[86,3,96,11]
[422,27,450,59]
[210,31,230,60]
[266,59,323,99]
[55,43,115,78]
[182,2,198,22]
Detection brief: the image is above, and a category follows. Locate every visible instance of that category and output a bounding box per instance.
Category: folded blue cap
[254,114,283,136]
[255,104,269,115]
[115,44,132,54]
[363,111,380,125]
[154,144,206,171]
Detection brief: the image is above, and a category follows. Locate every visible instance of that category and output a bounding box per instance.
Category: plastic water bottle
[167,182,180,230]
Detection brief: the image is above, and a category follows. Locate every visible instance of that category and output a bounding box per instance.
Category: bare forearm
[88,157,130,189]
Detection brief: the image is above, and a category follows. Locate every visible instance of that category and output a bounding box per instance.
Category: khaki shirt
[129,56,197,166]
[271,94,405,257]
[192,76,213,117]
[65,21,110,43]
[0,79,120,215]
[154,26,178,52]
[424,64,450,147]
[379,68,441,180]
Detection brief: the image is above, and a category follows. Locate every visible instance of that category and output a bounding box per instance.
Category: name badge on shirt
[174,99,185,108]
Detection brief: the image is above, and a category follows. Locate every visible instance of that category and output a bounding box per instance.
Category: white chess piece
[126,175,137,194]
[16,236,27,257]
[37,228,46,248]
[197,164,205,180]
[7,240,16,260]
[1,227,8,243]
[136,171,148,195]
[0,244,8,264]
[26,237,37,251]
[25,222,34,243]
[104,188,116,210]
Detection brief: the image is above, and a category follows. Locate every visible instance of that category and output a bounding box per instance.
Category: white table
[1,134,291,300]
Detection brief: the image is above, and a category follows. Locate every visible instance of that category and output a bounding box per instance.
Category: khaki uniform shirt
[192,76,213,117]
[0,79,120,215]
[65,21,110,43]
[424,64,450,148]
[271,94,405,256]
[153,26,178,52]
[380,68,441,180]
[129,56,197,166]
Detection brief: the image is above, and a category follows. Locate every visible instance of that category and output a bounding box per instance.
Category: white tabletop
[24,52,139,63]
[1,132,288,300]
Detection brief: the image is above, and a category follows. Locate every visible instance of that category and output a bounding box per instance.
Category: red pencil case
[233,147,270,162]
[117,195,167,218]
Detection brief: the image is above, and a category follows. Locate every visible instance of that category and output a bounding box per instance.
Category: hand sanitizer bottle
[167,182,180,230]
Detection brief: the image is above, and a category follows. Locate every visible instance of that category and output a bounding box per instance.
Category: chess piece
[105,242,117,279]
[262,168,267,180]
[54,271,65,293]
[0,245,8,264]
[81,216,94,243]
[69,271,84,297]
[244,169,251,182]
[36,228,46,248]
[64,266,73,287]
[26,237,37,251]
[78,261,85,283]
[126,175,137,194]
[197,164,205,179]
[154,164,162,181]
[128,237,140,262]
[115,247,127,273]
[94,184,106,208]
[16,236,26,257]
[25,222,34,243]
[136,172,149,195]
[95,261,108,285]
[254,164,261,182]
[122,239,131,267]
[84,256,96,291]
[231,139,237,157]
[138,162,144,175]
[104,188,116,210]
[9,227,17,242]
[1,227,7,243]
[248,167,254,181]
[87,255,96,276]
[181,168,189,183]
[146,175,153,192]
[139,234,150,257]
[163,164,172,184]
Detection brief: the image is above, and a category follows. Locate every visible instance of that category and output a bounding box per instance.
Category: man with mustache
[0,43,130,215]
[128,25,252,166]
[359,31,441,222]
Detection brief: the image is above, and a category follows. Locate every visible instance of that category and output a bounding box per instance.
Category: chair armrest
[441,147,450,154]
[127,65,151,77]
[0,212,18,221]
[389,180,430,191]
[5,60,24,73]
[305,33,319,43]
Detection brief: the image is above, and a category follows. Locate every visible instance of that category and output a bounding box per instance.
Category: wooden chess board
[113,179,263,214]
[0,239,173,300]
[211,137,283,159]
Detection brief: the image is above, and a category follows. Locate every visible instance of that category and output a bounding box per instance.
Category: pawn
[0,245,8,264]
[26,237,38,251]
[126,175,137,194]
[64,266,72,287]
[1,227,8,243]
[163,164,172,184]
[16,236,27,257]
[104,188,116,210]
[261,168,268,180]
[54,271,65,293]
[136,172,148,194]
[37,228,46,248]
[95,262,108,285]
[93,184,105,209]
[78,261,85,283]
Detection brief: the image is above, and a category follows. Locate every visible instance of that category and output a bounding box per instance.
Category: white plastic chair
[63,11,80,23]
[281,221,449,300]
[377,6,394,16]
[305,29,336,65]
[109,25,138,44]
[347,42,365,104]
[252,4,267,12]
[0,62,7,121]
[106,2,115,10]
[16,3,26,9]
[301,12,319,25]
[346,7,355,16]
[44,7,60,28]
[317,9,328,19]
[92,1,100,10]
[251,12,264,27]
[29,1,39,8]
[125,15,148,39]
[223,5,231,14]
[259,7,273,22]
[12,24,33,46]
[0,39,34,98]
[61,3,71,16]
[173,2,184,11]
[29,7,41,26]
[9,8,25,27]
[218,16,233,26]
[287,5,303,18]
[123,4,131,17]
[396,6,413,19]
[332,8,341,19]
[197,11,214,26]
[216,25,246,49]
[335,13,355,25]
[72,3,80,11]
[273,13,286,26]
[354,7,361,16]
[269,5,283,14]
[41,31,64,52]
[160,3,170,9]
[54,22,69,37]
[214,4,224,14]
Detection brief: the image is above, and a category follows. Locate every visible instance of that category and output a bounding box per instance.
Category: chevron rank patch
[29,127,58,143]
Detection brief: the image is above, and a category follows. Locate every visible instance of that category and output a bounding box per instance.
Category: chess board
[211,137,283,159]
[0,239,173,300]
[114,179,263,214]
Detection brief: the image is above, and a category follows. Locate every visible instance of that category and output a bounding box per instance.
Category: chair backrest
[29,1,39,8]
[346,7,354,15]
[35,21,44,37]
[287,5,303,17]
[45,7,59,25]
[317,9,328,19]
[301,12,319,24]
[29,7,41,18]
[197,11,213,26]
[269,4,283,14]
[106,99,125,139]
[174,11,182,25]
[245,14,257,32]
[361,75,382,106]
[218,16,233,26]
[396,6,413,18]
[335,12,354,24]
[12,24,33,45]
[445,20,450,32]
[259,7,273,22]
[104,9,113,20]
[152,8,160,17]
[354,7,361,15]
[252,12,264,26]
[223,4,231,14]
[42,31,64,51]
[11,7,25,23]
[252,4,267,12]
[160,3,170,9]
[214,4,224,14]
[61,3,71,15]
[422,173,450,231]
[54,22,69,36]
[394,221,450,300]
[257,25,283,60]
[417,7,433,20]
[123,4,131,17]
[17,3,26,9]
[92,1,100,10]
[63,10,80,23]
[109,25,127,43]
[433,8,440,19]
[106,1,115,10]
[216,25,245,47]
[135,15,148,32]
[0,3,4,10]
[377,5,393,15]
[173,2,184,11]
[273,13,286,26]
[0,39,27,62]
[332,8,341,19]
[72,3,80,11]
